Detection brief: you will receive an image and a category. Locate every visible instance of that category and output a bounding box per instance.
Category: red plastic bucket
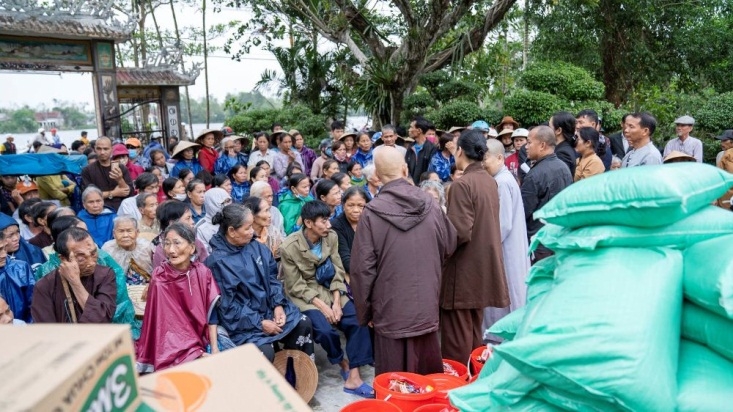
[442,359,468,381]
[414,404,458,412]
[374,372,437,412]
[470,346,488,375]
[340,399,402,412]
[426,373,467,406]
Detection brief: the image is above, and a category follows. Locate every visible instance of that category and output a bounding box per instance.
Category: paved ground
[307,337,376,412]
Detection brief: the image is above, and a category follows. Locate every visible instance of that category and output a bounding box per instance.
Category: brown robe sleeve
[350,213,377,326]
[79,266,117,323]
[446,179,475,246]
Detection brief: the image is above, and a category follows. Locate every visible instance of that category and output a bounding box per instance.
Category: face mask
[117,157,128,166]
[128,149,138,159]
[174,194,187,201]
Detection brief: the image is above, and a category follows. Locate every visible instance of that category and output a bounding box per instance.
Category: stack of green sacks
[678,235,733,410]
[449,163,733,411]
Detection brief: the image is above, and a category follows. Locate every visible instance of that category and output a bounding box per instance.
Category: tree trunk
[202,0,210,128]
[148,0,163,49]
[170,0,194,139]
[523,0,529,70]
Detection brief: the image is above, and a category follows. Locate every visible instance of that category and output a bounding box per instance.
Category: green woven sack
[494,248,683,412]
[534,163,733,228]
[677,340,733,412]
[489,257,557,341]
[531,206,733,252]
[488,308,525,341]
[681,302,733,362]
[683,234,733,318]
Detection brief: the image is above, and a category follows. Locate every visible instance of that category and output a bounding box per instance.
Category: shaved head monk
[350,147,457,375]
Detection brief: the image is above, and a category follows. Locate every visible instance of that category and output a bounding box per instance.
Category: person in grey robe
[481,139,530,341]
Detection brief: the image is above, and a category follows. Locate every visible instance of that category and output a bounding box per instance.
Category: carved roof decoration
[0,1,135,43]
[116,67,197,87]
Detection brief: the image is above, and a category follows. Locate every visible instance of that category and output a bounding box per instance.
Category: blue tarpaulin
[0,153,87,176]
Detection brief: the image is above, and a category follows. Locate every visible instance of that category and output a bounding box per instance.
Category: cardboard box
[0,324,141,412]
[138,344,312,411]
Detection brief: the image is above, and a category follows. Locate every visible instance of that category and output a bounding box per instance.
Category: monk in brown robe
[31,227,117,323]
[441,130,509,363]
[351,147,457,375]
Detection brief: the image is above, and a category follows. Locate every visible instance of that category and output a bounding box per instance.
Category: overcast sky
[0,4,284,109]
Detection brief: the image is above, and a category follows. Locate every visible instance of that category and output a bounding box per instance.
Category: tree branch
[332,0,387,60]
[424,0,517,73]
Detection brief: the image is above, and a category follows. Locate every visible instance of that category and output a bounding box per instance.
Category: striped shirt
[663,136,703,162]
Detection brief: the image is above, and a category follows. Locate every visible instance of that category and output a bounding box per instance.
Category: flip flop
[340,369,349,381]
[343,383,375,399]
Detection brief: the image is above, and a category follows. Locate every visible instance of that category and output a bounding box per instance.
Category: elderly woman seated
[280,200,375,398]
[206,203,314,362]
[78,186,116,247]
[101,216,154,285]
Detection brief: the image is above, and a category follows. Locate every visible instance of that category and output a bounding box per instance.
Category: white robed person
[481,139,530,340]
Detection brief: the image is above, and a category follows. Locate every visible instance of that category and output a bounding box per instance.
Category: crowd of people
[1,111,732,400]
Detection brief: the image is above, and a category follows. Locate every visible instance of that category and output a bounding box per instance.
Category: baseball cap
[471,120,490,132]
[715,130,733,141]
[125,137,142,148]
[16,180,38,195]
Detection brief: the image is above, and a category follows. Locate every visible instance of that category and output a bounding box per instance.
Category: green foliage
[696,92,733,133]
[521,61,604,101]
[0,107,39,133]
[402,92,439,123]
[255,37,354,119]
[435,80,483,103]
[181,92,274,124]
[420,71,450,100]
[504,90,566,127]
[430,100,486,130]
[225,104,327,148]
[629,83,716,138]
[529,0,733,104]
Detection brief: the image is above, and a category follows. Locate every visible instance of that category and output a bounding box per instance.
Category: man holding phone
[81,136,133,211]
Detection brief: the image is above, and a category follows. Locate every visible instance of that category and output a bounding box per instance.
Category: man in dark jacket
[405,116,437,185]
[521,125,572,263]
[351,147,457,375]
[608,114,631,158]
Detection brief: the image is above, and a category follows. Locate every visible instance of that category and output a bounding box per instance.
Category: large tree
[220,0,517,125]
[529,0,733,106]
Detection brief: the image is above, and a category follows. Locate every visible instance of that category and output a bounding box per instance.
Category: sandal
[343,383,375,399]
[340,369,349,381]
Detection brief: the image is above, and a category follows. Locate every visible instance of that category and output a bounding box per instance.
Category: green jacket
[280,230,348,312]
[278,191,313,235]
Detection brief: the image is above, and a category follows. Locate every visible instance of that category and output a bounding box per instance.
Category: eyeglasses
[220,198,233,207]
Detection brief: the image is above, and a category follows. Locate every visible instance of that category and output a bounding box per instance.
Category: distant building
[35,111,65,129]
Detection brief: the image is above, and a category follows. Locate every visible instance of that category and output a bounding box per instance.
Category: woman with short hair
[243,196,284,260]
[136,222,221,372]
[185,179,207,224]
[151,200,209,268]
[78,187,116,247]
